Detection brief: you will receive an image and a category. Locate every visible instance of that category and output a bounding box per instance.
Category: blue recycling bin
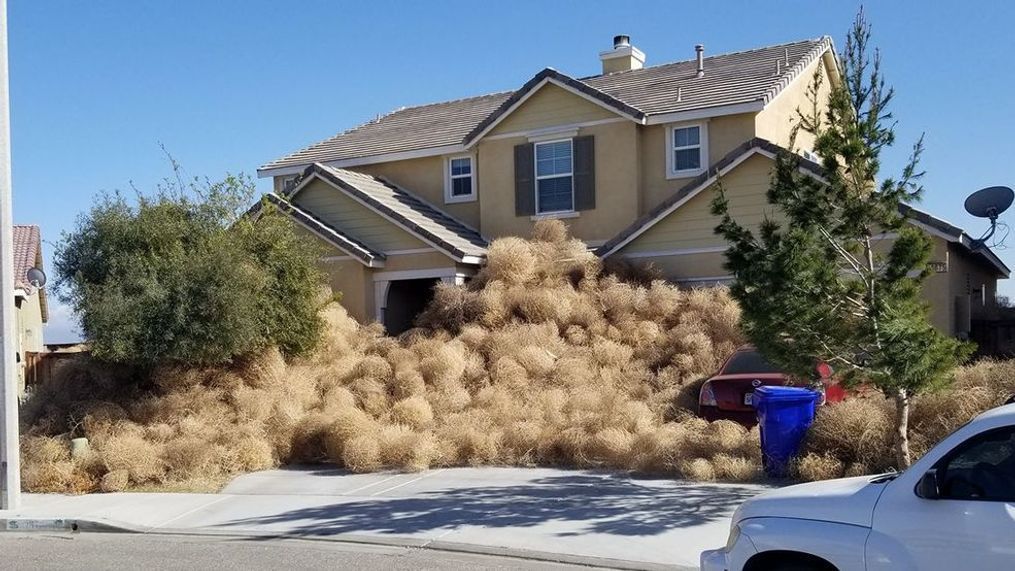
[753,385,822,478]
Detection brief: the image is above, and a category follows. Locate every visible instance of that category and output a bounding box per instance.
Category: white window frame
[444,155,476,203]
[534,138,575,215]
[666,121,708,179]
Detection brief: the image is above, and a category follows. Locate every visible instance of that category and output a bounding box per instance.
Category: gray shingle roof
[260,92,510,173]
[260,37,832,173]
[291,164,488,261]
[583,38,830,115]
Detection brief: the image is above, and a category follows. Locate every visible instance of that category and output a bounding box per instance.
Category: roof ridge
[760,36,834,104]
[379,90,514,114]
[565,72,647,115]
[578,36,828,80]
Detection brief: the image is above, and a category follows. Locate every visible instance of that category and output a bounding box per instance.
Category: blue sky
[9,1,1015,342]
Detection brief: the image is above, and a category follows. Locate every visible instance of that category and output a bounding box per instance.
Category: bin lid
[753,385,821,402]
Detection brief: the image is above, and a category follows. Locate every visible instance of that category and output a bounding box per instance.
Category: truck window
[938,427,1015,502]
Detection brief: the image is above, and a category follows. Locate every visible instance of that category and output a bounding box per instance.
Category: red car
[698,345,844,425]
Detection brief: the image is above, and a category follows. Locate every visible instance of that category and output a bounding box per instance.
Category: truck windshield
[723,351,782,375]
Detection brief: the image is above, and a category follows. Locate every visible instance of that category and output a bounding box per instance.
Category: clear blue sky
[9,1,1015,342]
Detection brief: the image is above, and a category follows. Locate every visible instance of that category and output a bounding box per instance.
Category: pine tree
[711,10,971,468]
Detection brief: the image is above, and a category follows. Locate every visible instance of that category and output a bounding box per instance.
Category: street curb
[0,517,131,533]
[0,517,691,571]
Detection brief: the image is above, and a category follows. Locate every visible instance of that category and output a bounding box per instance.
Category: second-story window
[667,123,708,178]
[673,126,701,170]
[535,139,574,213]
[445,155,476,203]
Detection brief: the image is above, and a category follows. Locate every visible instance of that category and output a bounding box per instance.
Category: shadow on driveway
[222,471,762,538]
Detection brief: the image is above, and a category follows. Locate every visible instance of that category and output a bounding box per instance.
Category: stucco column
[373,280,391,324]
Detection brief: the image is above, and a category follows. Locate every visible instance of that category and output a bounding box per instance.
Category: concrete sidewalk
[0,467,772,570]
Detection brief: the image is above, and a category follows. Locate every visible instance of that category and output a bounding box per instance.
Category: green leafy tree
[711,11,971,468]
[55,170,326,367]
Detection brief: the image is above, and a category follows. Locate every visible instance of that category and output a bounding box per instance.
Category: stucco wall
[638,113,757,215]
[320,259,373,323]
[320,249,463,325]
[17,295,44,353]
[948,243,1000,326]
[755,56,834,153]
[477,119,640,242]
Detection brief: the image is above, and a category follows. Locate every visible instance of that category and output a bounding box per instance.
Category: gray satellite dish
[26,267,46,288]
[964,186,1013,249]
[965,186,1014,220]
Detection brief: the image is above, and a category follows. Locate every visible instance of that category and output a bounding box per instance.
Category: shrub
[54,172,325,367]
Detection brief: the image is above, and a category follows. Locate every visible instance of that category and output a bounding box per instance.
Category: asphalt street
[0,532,605,570]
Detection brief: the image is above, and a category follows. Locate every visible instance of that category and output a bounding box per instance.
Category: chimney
[599,34,645,74]
[695,44,705,77]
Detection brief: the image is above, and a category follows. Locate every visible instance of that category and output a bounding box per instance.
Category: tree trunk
[893,388,911,469]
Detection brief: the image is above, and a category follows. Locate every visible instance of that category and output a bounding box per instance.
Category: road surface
[0,532,608,570]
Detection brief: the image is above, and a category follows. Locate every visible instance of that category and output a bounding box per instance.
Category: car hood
[734,475,892,528]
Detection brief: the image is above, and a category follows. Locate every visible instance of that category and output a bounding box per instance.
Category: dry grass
[20,221,1010,491]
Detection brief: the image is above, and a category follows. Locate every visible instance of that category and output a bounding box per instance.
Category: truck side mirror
[916,468,940,499]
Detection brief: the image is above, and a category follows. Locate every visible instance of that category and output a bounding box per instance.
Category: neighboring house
[257,35,1007,338]
[13,225,47,392]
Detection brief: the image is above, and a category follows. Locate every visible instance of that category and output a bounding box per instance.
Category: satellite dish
[26,267,46,288]
[964,186,1014,220]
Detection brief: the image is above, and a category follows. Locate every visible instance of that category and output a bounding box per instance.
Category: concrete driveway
[1,467,772,570]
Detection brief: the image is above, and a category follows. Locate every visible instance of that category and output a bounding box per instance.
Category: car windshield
[722,351,782,375]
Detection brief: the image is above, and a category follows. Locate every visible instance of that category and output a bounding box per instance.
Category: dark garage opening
[384,278,440,335]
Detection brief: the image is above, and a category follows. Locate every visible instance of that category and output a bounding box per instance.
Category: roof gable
[286,164,488,264]
[598,139,1009,278]
[261,193,386,267]
[464,69,644,145]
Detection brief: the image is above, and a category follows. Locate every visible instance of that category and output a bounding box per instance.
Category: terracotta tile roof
[287,164,488,262]
[13,225,41,289]
[260,37,832,173]
[13,224,48,321]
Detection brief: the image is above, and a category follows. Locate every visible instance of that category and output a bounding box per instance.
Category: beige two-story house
[257,36,1007,337]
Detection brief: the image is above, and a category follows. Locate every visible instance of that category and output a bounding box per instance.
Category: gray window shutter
[514,143,536,216]
[573,135,595,211]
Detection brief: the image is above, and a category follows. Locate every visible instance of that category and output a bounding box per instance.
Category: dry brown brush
[21,220,1011,492]
[794,359,1015,481]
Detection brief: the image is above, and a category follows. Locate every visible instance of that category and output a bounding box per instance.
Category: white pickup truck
[701,402,1015,571]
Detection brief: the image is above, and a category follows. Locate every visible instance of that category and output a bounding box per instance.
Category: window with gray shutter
[573,136,595,211]
[514,143,536,216]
